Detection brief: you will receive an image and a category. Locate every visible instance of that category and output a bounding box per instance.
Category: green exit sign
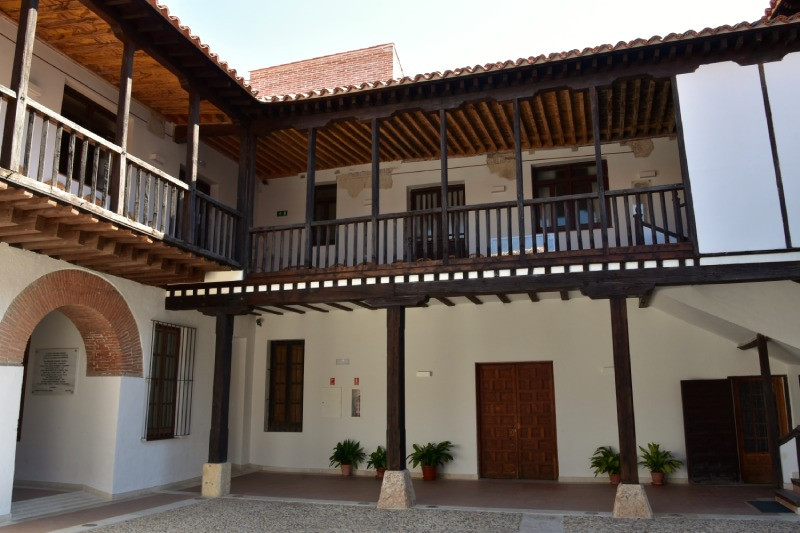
[276,210,288,217]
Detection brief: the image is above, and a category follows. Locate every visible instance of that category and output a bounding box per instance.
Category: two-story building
[1,0,800,520]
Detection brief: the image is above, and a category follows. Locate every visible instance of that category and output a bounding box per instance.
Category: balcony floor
[0,175,229,287]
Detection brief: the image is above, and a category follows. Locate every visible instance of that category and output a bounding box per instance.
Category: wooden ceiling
[204,77,675,180]
[0,0,232,124]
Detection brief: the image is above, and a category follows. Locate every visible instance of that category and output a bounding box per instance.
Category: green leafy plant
[329,439,366,468]
[638,443,683,474]
[366,445,387,470]
[407,441,454,468]
[590,446,621,476]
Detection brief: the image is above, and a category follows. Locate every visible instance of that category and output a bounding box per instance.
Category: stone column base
[202,462,231,498]
[377,469,416,509]
[612,483,653,519]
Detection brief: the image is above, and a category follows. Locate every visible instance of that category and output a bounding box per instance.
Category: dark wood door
[408,186,466,260]
[681,379,740,483]
[731,376,789,484]
[477,362,558,480]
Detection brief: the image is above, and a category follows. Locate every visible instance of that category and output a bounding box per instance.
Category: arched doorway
[0,270,143,515]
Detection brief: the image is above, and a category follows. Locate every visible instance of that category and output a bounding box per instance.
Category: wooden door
[731,376,789,484]
[477,362,558,480]
[409,186,465,260]
[681,379,740,483]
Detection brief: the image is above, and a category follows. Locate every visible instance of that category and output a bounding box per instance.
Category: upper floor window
[532,160,608,231]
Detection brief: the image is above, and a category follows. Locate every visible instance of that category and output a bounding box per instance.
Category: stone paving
[88,498,800,533]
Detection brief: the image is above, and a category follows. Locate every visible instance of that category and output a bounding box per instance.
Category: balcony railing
[250,183,693,275]
[0,85,240,265]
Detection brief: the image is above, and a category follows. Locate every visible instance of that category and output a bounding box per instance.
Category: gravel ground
[91,498,800,533]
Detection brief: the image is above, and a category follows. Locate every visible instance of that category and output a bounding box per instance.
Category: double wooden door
[477,362,558,479]
[681,376,789,484]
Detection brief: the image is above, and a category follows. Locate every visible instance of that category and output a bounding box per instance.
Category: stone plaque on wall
[32,348,78,395]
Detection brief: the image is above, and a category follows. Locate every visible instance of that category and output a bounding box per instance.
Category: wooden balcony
[249,183,695,283]
[0,85,241,286]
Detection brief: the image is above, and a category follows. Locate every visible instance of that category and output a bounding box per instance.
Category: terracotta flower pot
[422,465,437,481]
[376,467,386,479]
[609,473,621,485]
[341,464,353,476]
[651,471,665,486]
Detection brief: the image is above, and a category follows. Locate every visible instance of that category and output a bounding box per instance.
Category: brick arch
[0,270,142,376]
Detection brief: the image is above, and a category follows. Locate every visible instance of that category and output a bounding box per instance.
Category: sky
[160,0,768,82]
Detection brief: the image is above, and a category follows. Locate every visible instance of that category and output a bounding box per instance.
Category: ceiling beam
[466,295,483,305]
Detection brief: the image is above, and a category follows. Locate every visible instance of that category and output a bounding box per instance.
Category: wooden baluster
[623,194,633,246]
[51,125,62,187]
[64,133,75,193]
[552,203,560,252]
[659,191,669,243]
[587,198,596,249]
[611,196,621,248]
[77,138,88,200]
[22,107,35,175]
[673,190,685,242]
[36,114,48,182]
[362,220,368,265]
[647,191,657,244]
[484,209,491,257]
[89,147,100,204]
[382,219,388,264]
[575,200,584,250]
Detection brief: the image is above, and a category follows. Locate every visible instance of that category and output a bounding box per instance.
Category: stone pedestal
[202,462,231,498]
[612,483,653,519]
[377,469,416,509]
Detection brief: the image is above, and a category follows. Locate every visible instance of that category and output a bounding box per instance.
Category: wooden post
[208,312,234,463]
[513,98,525,256]
[589,86,609,253]
[386,306,406,471]
[236,127,256,270]
[609,296,639,484]
[439,109,450,263]
[671,76,699,251]
[110,38,136,214]
[0,0,39,171]
[371,118,380,263]
[304,127,317,267]
[757,334,783,489]
[181,90,201,243]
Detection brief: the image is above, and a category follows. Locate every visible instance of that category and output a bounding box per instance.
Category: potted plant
[590,445,621,485]
[329,439,366,476]
[407,441,454,481]
[638,442,683,485]
[366,445,387,479]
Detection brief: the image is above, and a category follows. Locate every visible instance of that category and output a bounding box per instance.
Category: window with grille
[144,321,196,440]
[265,340,304,432]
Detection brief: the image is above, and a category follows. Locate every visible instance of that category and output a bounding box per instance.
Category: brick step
[792,478,800,494]
[775,489,800,513]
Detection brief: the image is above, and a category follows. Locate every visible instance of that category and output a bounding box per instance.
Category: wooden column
[439,109,450,263]
[670,76,699,250]
[589,86,609,253]
[110,38,136,214]
[513,98,525,256]
[208,312,234,463]
[386,306,406,470]
[181,90,201,243]
[236,127,257,270]
[609,296,638,484]
[0,0,39,170]
[304,127,317,267]
[757,334,783,488]
[371,118,380,263]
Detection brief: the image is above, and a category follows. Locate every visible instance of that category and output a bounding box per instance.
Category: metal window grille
[144,321,196,440]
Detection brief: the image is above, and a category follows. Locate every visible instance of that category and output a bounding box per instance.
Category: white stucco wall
[676,61,786,254]
[0,366,23,520]
[0,243,216,500]
[255,138,682,228]
[764,52,800,248]
[242,291,789,481]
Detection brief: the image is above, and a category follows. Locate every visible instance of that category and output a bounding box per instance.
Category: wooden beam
[181,90,201,242]
[386,306,406,471]
[371,118,380,263]
[737,337,758,351]
[110,38,135,214]
[275,305,305,314]
[439,108,450,263]
[609,296,639,484]
[304,128,316,267]
[466,295,483,305]
[757,334,784,489]
[560,290,570,301]
[513,98,525,256]
[349,300,376,310]
[254,306,283,316]
[497,293,511,303]
[1,0,39,170]
[589,86,610,252]
[325,302,353,312]
[297,303,329,313]
[208,313,234,463]
[527,292,540,302]
[638,288,654,308]
[236,129,257,271]
[435,296,455,307]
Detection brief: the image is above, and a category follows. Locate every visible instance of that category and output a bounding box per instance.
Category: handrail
[26,98,123,154]
[195,189,242,218]
[779,425,800,446]
[606,183,684,196]
[640,219,684,240]
[126,153,188,190]
[0,84,16,99]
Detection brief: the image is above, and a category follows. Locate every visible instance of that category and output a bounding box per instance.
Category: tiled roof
[151,1,257,97]
[257,13,800,103]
